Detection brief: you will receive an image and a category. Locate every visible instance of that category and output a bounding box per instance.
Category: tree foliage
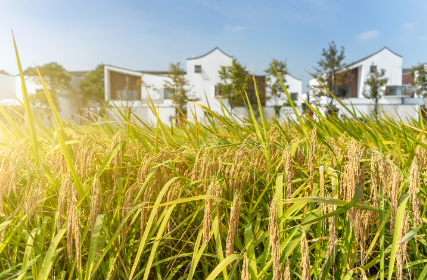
[363,66,388,115]
[164,62,197,114]
[312,41,353,104]
[217,59,250,111]
[265,59,289,116]
[410,64,427,96]
[79,64,105,105]
[26,62,72,112]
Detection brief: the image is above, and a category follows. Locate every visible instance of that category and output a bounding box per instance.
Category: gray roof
[187,47,233,60]
[349,47,402,68]
[0,70,12,76]
[105,65,179,76]
[69,71,89,77]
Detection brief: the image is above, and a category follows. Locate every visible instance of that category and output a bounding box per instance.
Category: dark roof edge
[0,70,12,76]
[286,74,302,81]
[187,47,233,60]
[105,65,170,75]
[349,47,402,67]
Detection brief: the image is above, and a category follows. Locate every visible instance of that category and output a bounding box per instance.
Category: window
[332,87,352,98]
[215,85,222,97]
[117,90,139,100]
[370,65,377,74]
[164,88,170,99]
[290,92,298,101]
[385,86,405,96]
[195,65,202,73]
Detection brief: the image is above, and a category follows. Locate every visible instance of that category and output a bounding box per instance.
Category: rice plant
[1,36,427,279]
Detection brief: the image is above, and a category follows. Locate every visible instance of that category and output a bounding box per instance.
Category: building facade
[306,47,424,121]
[104,47,303,124]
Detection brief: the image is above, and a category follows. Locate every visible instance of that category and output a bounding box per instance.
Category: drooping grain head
[308,127,317,194]
[225,193,241,258]
[57,175,69,230]
[269,198,280,280]
[389,166,402,233]
[203,180,215,244]
[409,158,421,226]
[89,174,101,232]
[283,258,291,280]
[283,147,293,200]
[241,254,250,280]
[300,230,311,280]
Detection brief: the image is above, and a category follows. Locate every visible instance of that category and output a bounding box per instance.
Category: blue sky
[1,0,427,91]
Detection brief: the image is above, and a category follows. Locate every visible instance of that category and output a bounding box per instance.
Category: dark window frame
[195,65,202,73]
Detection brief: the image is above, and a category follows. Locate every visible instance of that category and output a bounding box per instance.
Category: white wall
[141,73,172,102]
[186,48,233,119]
[104,66,176,125]
[265,74,302,107]
[308,47,403,104]
[13,74,85,120]
[0,73,16,101]
[352,48,402,98]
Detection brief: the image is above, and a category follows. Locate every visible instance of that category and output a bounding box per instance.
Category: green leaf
[388,194,409,280]
[205,254,243,280]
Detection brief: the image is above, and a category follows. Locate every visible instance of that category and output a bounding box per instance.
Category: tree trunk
[374,97,378,116]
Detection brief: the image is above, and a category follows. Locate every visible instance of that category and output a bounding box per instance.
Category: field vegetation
[1,37,427,279]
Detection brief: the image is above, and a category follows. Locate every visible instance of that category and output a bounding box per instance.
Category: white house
[306,47,423,120]
[0,69,88,121]
[104,47,303,124]
[0,47,303,125]
[104,65,175,125]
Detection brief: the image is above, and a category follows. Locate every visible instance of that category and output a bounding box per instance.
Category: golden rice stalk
[396,212,409,280]
[203,180,215,244]
[300,230,311,280]
[89,174,101,232]
[415,138,427,172]
[389,166,402,233]
[409,158,422,226]
[269,198,281,280]
[308,127,317,194]
[25,180,46,225]
[67,182,81,268]
[283,147,293,200]
[241,254,250,280]
[225,193,241,258]
[57,175,69,230]
[283,258,291,280]
[327,202,336,256]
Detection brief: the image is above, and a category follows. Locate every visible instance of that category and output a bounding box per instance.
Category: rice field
[1,38,427,279]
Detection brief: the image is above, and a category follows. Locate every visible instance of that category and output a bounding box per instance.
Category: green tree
[27,62,72,112]
[79,64,105,105]
[164,62,197,114]
[312,41,353,106]
[217,59,250,112]
[363,65,388,115]
[265,59,289,116]
[410,64,427,96]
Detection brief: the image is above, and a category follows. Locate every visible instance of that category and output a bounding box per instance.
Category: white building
[0,47,303,125]
[104,47,303,124]
[0,68,88,121]
[307,47,422,121]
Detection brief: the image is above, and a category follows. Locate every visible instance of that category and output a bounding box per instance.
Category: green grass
[0,37,426,279]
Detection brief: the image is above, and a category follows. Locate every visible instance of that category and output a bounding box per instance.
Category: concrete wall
[265,74,303,107]
[309,47,403,102]
[353,48,402,98]
[186,48,234,118]
[0,73,16,101]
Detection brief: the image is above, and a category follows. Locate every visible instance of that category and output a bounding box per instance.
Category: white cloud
[356,30,380,41]
[417,35,427,41]
[225,24,245,31]
[401,22,416,30]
